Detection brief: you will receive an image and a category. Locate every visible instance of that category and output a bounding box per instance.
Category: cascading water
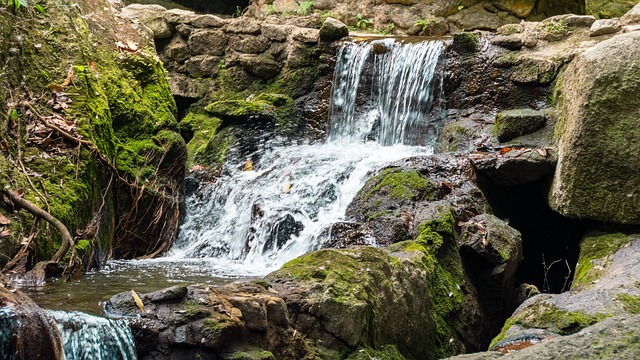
[50,310,137,360]
[164,38,446,275]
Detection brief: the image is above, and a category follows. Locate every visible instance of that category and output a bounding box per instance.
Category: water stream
[24,37,446,357]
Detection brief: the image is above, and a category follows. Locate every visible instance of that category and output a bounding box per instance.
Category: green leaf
[9,109,18,121]
[35,3,44,13]
[17,0,28,8]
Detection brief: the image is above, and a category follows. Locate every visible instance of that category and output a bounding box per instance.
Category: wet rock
[319,17,349,42]
[589,19,622,36]
[494,109,546,142]
[509,57,561,84]
[490,35,523,50]
[318,222,373,249]
[0,275,63,360]
[550,31,640,224]
[121,4,173,39]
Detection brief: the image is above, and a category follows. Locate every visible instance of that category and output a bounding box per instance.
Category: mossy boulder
[494,109,546,142]
[586,0,637,18]
[550,31,640,224]
[0,0,186,269]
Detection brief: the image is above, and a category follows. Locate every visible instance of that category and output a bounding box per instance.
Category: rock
[490,35,523,50]
[188,29,228,56]
[229,36,270,54]
[385,0,419,4]
[261,24,290,42]
[192,14,225,28]
[236,54,282,79]
[623,24,640,32]
[497,23,524,35]
[168,74,209,99]
[509,57,561,84]
[0,274,63,359]
[319,17,348,42]
[621,1,640,25]
[291,28,319,44]
[589,18,622,36]
[451,32,480,54]
[121,4,173,39]
[226,17,262,35]
[164,36,190,62]
[185,55,221,77]
[459,214,523,330]
[175,23,192,36]
[550,31,640,224]
[494,109,546,142]
[163,8,197,25]
[314,0,336,10]
[449,5,518,32]
[586,0,637,19]
[318,222,374,249]
[492,0,537,18]
[472,148,557,186]
[563,15,596,27]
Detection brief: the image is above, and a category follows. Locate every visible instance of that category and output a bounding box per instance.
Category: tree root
[1,187,80,284]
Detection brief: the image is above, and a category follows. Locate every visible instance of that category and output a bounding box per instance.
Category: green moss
[587,0,637,18]
[490,301,612,348]
[572,232,629,291]
[452,32,479,54]
[363,168,435,203]
[543,20,569,34]
[227,348,275,360]
[617,293,640,314]
[205,93,294,127]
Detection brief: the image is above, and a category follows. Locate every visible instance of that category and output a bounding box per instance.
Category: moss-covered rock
[494,109,546,142]
[586,0,637,18]
[572,232,630,291]
[550,31,640,225]
[0,0,186,269]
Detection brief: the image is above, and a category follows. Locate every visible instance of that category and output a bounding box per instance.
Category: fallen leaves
[116,40,140,53]
[131,290,145,313]
[0,213,10,225]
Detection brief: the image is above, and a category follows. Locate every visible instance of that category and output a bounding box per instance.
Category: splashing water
[50,310,137,360]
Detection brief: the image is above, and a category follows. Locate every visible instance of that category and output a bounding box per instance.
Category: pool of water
[23,259,248,315]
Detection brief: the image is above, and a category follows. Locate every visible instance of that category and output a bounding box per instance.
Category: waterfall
[159,38,445,276]
[50,310,137,360]
[328,39,445,146]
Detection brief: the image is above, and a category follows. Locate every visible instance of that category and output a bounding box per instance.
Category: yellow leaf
[131,290,145,313]
[127,40,138,51]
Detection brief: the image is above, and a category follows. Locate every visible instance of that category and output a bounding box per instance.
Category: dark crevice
[477,175,594,294]
[174,95,197,122]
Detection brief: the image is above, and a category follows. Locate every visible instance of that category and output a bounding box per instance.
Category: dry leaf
[536,148,548,157]
[0,229,12,238]
[0,212,10,225]
[126,40,138,51]
[47,66,74,93]
[499,147,513,155]
[131,290,145,313]
[88,60,99,75]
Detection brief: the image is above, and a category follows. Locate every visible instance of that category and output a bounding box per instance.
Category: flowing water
[50,310,137,359]
[25,37,446,357]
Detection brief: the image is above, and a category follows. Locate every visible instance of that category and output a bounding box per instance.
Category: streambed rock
[550,31,640,224]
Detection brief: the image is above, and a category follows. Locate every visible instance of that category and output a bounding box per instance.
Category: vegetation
[297,1,314,15]
[354,14,371,30]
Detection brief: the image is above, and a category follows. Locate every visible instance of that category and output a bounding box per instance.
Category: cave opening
[477,175,594,294]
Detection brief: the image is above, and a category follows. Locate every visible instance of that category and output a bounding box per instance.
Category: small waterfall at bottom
[50,310,137,360]
[162,38,446,276]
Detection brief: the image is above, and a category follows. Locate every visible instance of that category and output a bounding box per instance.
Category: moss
[226,348,276,360]
[572,232,629,291]
[617,293,640,315]
[363,168,435,203]
[451,32,479,54]
[205,93,294,126]
[543,20,569,34]
[490,301,612,348]
[587,0,637,18]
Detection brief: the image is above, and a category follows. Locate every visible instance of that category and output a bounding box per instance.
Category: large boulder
[121,4,173,39]
[319,17,349,41]
[586,0,637,19]
[549,31,640,224]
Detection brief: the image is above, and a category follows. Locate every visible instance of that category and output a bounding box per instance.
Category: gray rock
[291,28,319,44]
[236,54,281,79]
[319,17,349,42]
[490,35,523,50]
[621,1,640,25]
[494,109,546,142]
[260,24,290,42]
[163,8,197,25]
[226,17,261,35]
[175,23,192,37]
[164,36,190,62]
[589,19,622,37]
[188,29,228,56]
[624,24,640,32]
[191,14,225,28]
[550,31,640,224]
[563,15,596,28]
[121,4,172,39]
[492,0,536,18]
[185,55,221,78]
[314,0,336,10]
[228,35,270,54]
